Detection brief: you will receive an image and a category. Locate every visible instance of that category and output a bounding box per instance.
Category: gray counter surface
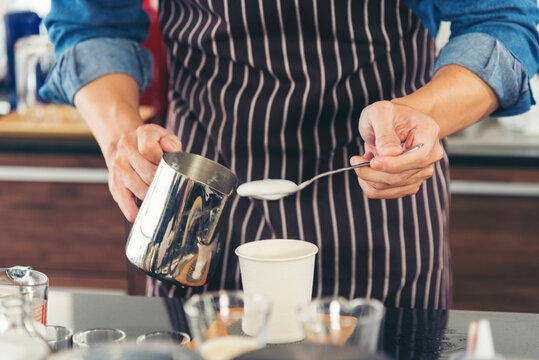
[447,117,539,158]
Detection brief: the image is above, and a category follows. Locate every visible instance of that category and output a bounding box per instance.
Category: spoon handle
[297,162,370,190]
[297,143,423,191]
[312,162,369,182]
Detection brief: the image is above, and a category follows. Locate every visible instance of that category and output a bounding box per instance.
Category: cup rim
[46,325,74,342]
[235,239,318,263]
[73,328,127,344]
[0,267,49,287]
[297,296,386,326]
[163,152,237,195]
[136,330,191,345]
[183,290,272,317]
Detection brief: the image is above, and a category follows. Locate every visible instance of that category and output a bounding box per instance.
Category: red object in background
[141,0,168,121]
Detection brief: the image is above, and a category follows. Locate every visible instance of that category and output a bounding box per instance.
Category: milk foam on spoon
[236,179,298,200]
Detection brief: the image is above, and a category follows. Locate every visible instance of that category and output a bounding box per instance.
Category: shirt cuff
[433,32,534,117]
[39,37,153,105]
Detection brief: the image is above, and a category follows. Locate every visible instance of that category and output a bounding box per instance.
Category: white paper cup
[235,239,318,344]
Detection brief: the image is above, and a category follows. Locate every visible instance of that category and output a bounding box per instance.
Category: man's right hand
[73,73,182,222]
[105,124,182,222]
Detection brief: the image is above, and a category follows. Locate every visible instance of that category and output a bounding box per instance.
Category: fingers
[352,143,443,199]
[160,134,183,152]
[108,156,147,223]
[117,134,158,185]
[106,124,182,222]
[357,176,424,199]
[136,124,182,164]
[354,164,435,198]
[109,150,149,198]
[109,184,138,223]
[350,152,374,167]
[369,140,444,173]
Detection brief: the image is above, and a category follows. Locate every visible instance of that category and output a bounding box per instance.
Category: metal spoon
[237,143,423,201]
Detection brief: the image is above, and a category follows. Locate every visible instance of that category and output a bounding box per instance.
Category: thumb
[159,135,183,152]
[375,133,402,156]
[365,102,402,156]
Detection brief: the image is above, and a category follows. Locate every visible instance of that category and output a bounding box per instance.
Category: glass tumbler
[184,290,272,360]
[46,325,73,352]
[297,297,385,354]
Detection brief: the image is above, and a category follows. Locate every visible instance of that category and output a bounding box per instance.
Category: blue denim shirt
[40,0,539,117]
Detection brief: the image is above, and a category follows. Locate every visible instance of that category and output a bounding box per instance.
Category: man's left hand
[350,101,444,199]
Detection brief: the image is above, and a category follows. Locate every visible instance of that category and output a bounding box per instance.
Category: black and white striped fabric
[149,0,452,309]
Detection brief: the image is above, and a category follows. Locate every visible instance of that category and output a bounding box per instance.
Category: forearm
[73,73,143,162]
[392,64,499,139]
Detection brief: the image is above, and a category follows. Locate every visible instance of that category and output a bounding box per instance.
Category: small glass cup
[136,330,191,345]
[72,328,127,349]
[297,297,385,354]
[46,325,73,352]
[184,290,272,360]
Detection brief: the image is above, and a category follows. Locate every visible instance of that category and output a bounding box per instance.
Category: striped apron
[149,0,452,309]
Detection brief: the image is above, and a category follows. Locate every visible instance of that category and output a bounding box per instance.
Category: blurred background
[0,0,538,313]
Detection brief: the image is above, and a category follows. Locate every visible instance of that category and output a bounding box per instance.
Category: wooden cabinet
[449,163,539,313]
[0,106,158,293]
[0,151,130,291]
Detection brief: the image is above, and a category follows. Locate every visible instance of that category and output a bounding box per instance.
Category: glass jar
[0,266,49,325]
[0,295,50,360]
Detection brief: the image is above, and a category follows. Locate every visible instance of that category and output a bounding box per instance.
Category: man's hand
[104,124,182,222]
[73,73,183,222]
[350,101,444,199]
[349,64,499,199]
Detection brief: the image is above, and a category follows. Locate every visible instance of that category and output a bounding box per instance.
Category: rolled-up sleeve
[39,0,153,105]
[40,38,153,105]
[433,0,539,116]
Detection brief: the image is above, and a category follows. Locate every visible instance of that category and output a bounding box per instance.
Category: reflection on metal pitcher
[126,152,237,287]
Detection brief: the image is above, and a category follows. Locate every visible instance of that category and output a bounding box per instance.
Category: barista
[41,0,539,308]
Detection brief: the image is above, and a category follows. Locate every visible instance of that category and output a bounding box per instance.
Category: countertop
[48,290,539,360]
[447,117,539,159]
[1,112,537,160]
[0,106,156,155]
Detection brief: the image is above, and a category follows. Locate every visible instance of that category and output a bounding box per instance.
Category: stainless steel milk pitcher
[126,152,237,287]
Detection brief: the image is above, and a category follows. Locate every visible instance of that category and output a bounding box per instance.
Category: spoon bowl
[237,179,299,200]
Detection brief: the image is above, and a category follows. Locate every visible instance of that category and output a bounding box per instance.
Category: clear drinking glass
[183,290,272,360]
[297,297,385,354]
[136,330,191,345]
[46,325,73,352]
[72,328,127,349]
[14,34,54,119]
